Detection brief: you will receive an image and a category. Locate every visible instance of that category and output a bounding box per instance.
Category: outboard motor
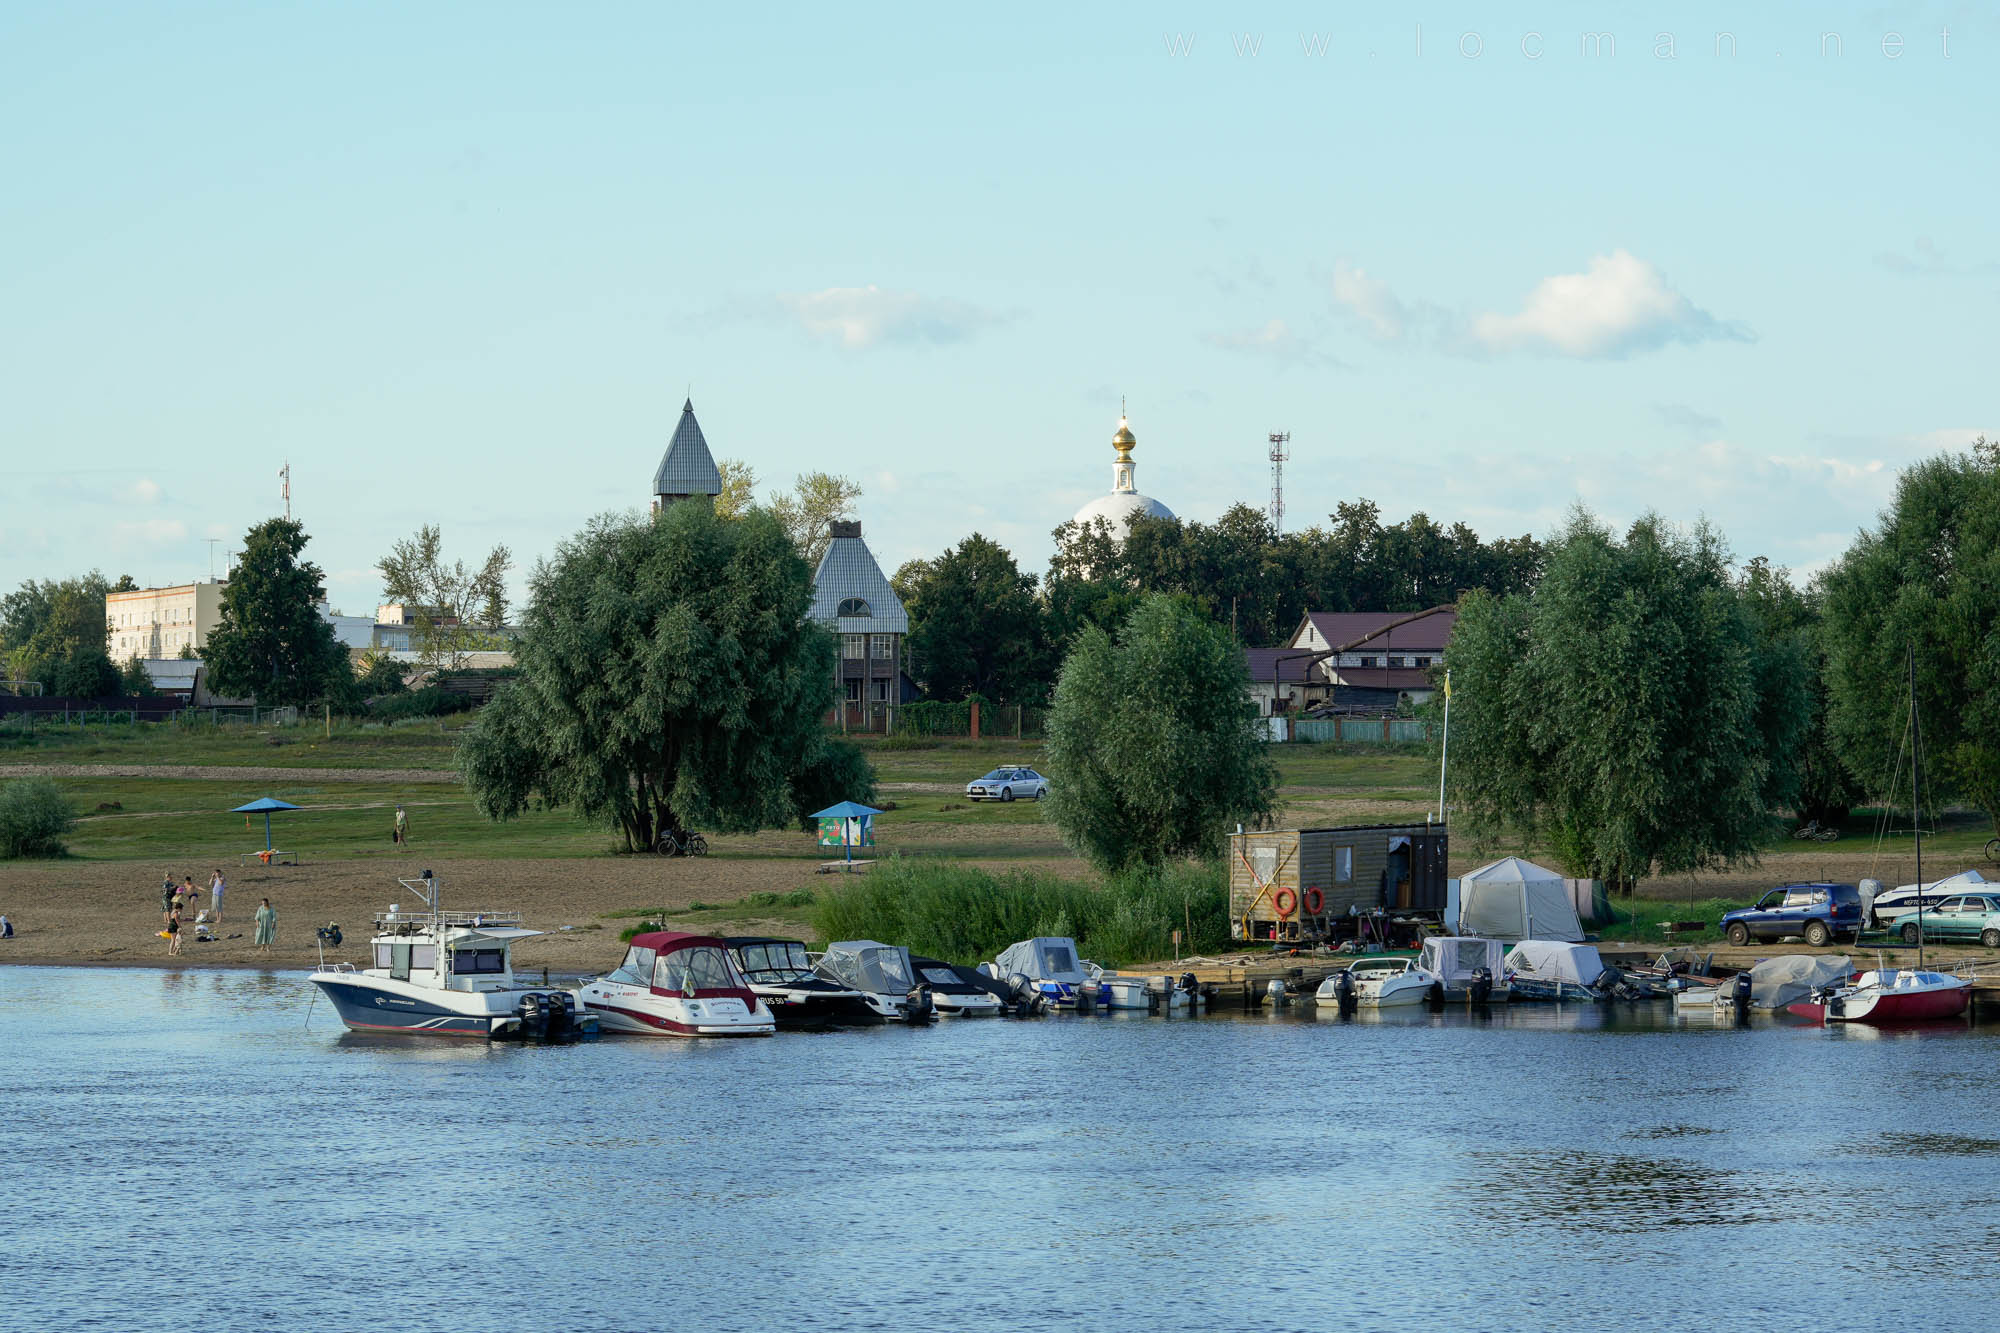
[1470,966,1493,1006]
[903,984,935,1024]
[1265,978,1289,1008]
[1425,980,1445,1009]
[544,991,574,1043]
[1731,970,1753,1024]
[514,992,546,1043]
[1596,963,1625,1002]
[1333,968,1358,1015]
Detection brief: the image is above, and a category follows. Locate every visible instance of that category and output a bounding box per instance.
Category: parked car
[1892,892,2000,946]
[964,766,1048,802]
[1719,882,1863,947]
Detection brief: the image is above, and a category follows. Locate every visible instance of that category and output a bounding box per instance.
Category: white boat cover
[1453,858,1585,942]
[1418,936,1507,988]
[1891,868,1987,896]
[1504,940,1606,987]
[1742,954,1852,1011]
[819,940,916,995]
[993,937,1089,985]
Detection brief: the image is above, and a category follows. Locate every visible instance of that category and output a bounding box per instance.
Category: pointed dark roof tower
[652,398,723,508]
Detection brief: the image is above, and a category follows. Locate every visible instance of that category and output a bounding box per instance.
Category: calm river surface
[5,966,1999,1332]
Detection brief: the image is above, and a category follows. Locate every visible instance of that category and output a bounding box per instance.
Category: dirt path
[0,763,456,784]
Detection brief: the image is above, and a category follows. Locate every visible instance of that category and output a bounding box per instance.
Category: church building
[808,520,911,717]
[1070,406,1174,535]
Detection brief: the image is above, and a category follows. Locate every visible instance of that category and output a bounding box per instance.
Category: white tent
[1449,857,1585,943]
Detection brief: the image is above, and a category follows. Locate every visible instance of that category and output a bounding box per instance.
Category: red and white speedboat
[1786,967,1970,1024]
[580,930,776,1037]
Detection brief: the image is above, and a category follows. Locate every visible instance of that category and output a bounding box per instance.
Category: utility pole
[1267,432,1290,534]
[280,461,291,520]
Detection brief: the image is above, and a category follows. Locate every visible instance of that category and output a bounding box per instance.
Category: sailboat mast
[1909,645,1925,970]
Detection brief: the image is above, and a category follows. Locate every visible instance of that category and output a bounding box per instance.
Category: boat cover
[1742,954,1852,1011]
[1418,936,1507,987]
[993,936,1090,985]
[1452,858,1585,942]
[1503,940,1606,987]
[819,940,916,995]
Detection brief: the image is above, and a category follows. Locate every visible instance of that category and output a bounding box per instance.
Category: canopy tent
[1449,857,1585,942]
[1419,936,1508,989]
[819,939,915,996]
[811,801,884,867]
[1741,954,1852,1012]
[994,937,1090,986]
[230,797,301,851]
[1503,940,1606,988]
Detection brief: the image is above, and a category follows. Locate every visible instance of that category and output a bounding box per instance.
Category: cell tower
[1267,431,1290,533]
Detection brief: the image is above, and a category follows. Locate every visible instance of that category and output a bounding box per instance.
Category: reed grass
[809,856,1229,967]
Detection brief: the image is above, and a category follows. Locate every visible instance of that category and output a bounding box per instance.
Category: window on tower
[836,597,871,618]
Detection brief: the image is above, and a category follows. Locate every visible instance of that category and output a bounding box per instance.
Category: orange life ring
[1303,886,1325,915]
[1272,887,1298,919]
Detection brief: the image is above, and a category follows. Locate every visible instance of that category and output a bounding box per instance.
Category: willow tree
[1043,593,1276,870]
[1821,442,2000,824]
[455,502,863,852]
[1445,509,1807,891]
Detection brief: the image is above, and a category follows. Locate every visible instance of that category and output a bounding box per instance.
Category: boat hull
[1787,986,1969,1024]
[311,975,498,1036]
[758,990,885,1029]
[580,981,775,1037]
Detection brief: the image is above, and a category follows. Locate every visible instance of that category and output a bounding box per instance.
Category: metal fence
[1291,716,1436,745]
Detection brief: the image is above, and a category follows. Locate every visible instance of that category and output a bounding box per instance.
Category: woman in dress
[253,898,278,950]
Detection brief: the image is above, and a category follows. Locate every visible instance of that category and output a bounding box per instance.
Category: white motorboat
[725,936,881,1028]
[307,876,596,1041]
[990,936,1094,1008]
[1869,869,1988,929]
[909,954,1006,1016]
[1317,955,1443,1008]
[579,931,776,1037]
[1092,970,1201,1011]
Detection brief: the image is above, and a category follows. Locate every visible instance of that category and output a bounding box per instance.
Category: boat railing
[314,961,357,974]
[372,908,524,930]
[1950,958,2000,983]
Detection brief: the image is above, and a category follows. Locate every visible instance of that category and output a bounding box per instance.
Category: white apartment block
[106,581,228,660]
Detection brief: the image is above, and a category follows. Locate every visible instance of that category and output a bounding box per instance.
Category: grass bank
[809,857,1229,968]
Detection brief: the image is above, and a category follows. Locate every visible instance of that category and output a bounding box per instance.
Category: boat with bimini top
[580,931,776,1037]
[307,875,596,1041]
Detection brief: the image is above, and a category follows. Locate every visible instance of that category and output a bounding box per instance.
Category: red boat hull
[1787,985,1969,1024]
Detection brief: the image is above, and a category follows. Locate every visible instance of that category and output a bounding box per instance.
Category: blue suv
[1720,882,1864,947]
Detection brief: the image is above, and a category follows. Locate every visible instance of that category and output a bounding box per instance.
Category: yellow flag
[1443,671,1452,700]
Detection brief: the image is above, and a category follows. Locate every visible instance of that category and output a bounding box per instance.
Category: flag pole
[1436,670,1452,824]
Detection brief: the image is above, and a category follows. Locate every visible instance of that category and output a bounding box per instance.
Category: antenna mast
[280,461,291,520]
[1267,431,1290,533]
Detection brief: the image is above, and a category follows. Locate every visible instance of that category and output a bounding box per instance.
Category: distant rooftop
[654,397,722,498]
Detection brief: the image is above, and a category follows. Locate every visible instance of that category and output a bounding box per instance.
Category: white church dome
[1071,409,1174,533]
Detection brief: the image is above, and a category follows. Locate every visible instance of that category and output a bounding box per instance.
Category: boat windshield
[604,944,656,986]
[917,964,961,986]
[1351,958,1408,975]
[734,941,811,977]
[653,946,746,993]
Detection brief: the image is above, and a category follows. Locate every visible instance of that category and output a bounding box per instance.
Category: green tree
[376,524,514,669]
[455,502,857,852]
[1822,444,2000,824]
[766,471,862,567]
[1,573,117,695]
[1736,557,1863,825]
[713,458,758,519]
[118,655,157,697]
[1043,593,1277,870]
[895,534,1050,703]
[204,518,354,707]
[1446,509,1806,890]
[0,776,77,858]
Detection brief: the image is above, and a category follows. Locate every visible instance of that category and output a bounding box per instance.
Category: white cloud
[778,285,1005,349]
[114,518,188,544]
[1330,261,1408,340]
[1471,250,1751,358]
[118,478,164,505]
[1201,318,1340,368]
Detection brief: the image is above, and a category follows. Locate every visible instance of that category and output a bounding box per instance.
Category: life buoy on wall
[1303,886,1325,915]
[1272,887,1298,919]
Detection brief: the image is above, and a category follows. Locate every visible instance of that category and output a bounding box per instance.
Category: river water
[4,966,1997,1332]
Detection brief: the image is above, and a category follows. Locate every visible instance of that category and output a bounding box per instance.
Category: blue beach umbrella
[810,801,884,866]
[230,797,301,850]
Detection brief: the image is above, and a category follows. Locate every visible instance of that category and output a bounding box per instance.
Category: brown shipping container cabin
[1227,823,1449,943]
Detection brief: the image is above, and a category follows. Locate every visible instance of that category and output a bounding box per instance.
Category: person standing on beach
[170,878,188,917]
[166,906,183,956]
[1,914,14,939]
[161,876,177,924]
[209,869,226,923]
[254,898,277,950]
[393,803,408,847]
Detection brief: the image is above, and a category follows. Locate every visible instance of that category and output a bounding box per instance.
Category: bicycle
[654,830,710,858]
[1792,821,1839,843]
[1987,836,2000,863]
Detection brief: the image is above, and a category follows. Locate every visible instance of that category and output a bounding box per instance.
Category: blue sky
[3,3,1994,619]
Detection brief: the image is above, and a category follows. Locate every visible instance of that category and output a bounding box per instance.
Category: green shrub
[366,686,477,722]
[0,777,77,858]
[809,857,1227,967]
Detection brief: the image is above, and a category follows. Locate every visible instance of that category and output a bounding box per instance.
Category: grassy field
[0,714,468,768]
